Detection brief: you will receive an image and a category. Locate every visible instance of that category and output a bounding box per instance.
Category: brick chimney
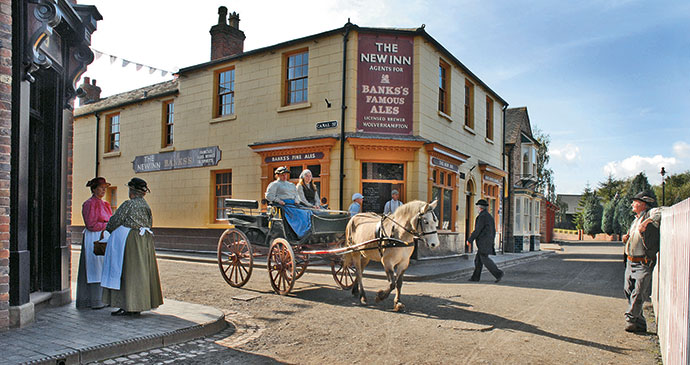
[78,77,101,106]
[210,6,246,60]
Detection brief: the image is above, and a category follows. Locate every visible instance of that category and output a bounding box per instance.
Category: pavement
[1,244,557,364]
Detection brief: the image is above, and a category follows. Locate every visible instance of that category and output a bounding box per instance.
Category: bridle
[382,209,438,246]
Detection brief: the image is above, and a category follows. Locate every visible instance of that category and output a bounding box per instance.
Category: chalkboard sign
[362,182,391,213]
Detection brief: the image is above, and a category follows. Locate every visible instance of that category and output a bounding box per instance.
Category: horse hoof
[393,303,405,312]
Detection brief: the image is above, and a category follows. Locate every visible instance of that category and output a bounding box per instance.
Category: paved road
[85,242,660,364]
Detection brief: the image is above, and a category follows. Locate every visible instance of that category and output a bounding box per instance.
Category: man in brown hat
[622,191,662,332]
[467,199,504,283]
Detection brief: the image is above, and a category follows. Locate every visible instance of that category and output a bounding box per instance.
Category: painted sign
[133,146,221,173]
[265,152,324,163]
[430,156,459,173]
[483,174,502,184]
[316,120,338,130]
[356,33,414,135]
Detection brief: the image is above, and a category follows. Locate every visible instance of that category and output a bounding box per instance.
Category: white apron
[100,226,154,290]
[82,229,110,283]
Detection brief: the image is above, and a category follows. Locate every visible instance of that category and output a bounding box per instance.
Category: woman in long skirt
[101,177,163,316]
[76,177,112,309]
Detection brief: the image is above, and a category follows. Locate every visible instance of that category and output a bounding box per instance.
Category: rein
[380,210,437,244]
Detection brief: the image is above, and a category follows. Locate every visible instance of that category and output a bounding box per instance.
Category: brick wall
[0,0,10,332]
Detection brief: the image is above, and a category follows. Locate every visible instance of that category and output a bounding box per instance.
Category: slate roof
[74,80,179,118]
[505,107,534,145]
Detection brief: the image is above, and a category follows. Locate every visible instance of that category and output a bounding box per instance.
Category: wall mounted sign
[430,156,459,173]
[483,175,502,184]
[133,146,221,173]
[316,120,338,130]
[265,152,324,163]
[356,33,414,135]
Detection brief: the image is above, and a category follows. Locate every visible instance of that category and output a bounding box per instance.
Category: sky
[77,0,690,194]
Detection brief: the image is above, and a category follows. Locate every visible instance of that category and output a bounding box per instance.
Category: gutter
[339,21,353,210]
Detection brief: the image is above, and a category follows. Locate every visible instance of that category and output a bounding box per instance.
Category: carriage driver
[265,166,299,206]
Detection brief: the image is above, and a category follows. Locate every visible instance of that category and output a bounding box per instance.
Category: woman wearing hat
[101,177,163,316]
[76,177,113,309]
[265,166,312,238]
[296,169,322,209]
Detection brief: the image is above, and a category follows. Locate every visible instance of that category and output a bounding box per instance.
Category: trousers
[471,253,503,280]
[624,259,655,327]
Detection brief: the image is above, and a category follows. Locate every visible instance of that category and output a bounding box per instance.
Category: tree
[574,184,594,231]
[653,170,690,206]
[555,196,569,229]
[616,172,654,233]
[533,127,556,203]
[597,174,625,204]
[601,194,619,235]
[583,192,603,236]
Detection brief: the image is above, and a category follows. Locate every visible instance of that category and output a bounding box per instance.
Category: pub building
[2,0,101,330]
[70,8,508,258]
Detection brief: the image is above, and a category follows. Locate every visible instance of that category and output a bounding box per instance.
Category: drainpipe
[339,21,353,210]
[501,104,508,254]
[95,112,100,177]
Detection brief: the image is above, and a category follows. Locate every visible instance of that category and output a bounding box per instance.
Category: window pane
[307,164,320,178]
[432,186,442,228]
[289,166,302,179]
[443,189,452,230]
[361,162,404,180]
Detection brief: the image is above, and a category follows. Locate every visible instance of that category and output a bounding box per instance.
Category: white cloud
[550,144,580,164]
[603,155,677,184]
[673,141,690,159]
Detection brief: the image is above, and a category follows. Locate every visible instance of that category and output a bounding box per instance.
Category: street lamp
[660,167,666,206]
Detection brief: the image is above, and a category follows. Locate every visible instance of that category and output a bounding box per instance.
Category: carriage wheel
[331,258,356,290]
[294,254,309,280]
[217,228,253,287]
[268,238,295,295]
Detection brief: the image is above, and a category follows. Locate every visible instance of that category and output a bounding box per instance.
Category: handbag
[93,241,107,256]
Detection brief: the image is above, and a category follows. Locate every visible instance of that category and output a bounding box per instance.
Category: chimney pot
[209,8,246,60]
[78,77,102,106]
[217,6,227,25]
[228,12,240,29]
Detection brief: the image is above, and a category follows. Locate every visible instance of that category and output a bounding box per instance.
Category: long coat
[468,209,496,255]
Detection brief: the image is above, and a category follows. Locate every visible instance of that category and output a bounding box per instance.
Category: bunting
[92,48,174,77]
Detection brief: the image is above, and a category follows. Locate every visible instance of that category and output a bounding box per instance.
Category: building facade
[504,107,542,252]
[3,0,100,331]
[71,9,508,258]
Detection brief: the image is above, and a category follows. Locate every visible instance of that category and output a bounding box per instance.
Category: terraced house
[71,8,508,258]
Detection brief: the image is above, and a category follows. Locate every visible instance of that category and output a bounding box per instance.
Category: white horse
[343,200,440,311]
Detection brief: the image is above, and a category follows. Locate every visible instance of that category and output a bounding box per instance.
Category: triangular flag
[161,70,168,77]
[135,63,143,71]
[122,59,131,67]
[93,50,102,60]
[109,55,117,64]
[148,67,156,74]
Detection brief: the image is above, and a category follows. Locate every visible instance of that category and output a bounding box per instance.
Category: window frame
[106,186,117,211]
[162,99,174,147]
[430,167,456,231]
[106,112,120,152]
[438,59,451,115]
[485,96,493,140]
[360,161,406,215]
[214,66,236,118]
[283,48,309,106]
[212,170,233,222]
[464,79,474,129]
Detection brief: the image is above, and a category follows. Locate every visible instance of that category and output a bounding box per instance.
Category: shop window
[431,167,455,231]
[485,96,493,140]
[438,59,450,114]
[464,79,474,129]
[215,67,235,117]
[361,162,405,214]
[106,113,120,152]
[106,187,117,211]
[213,170,232,221]
[484,183,498,219]
[162,100,174,147]
[284,49,309,105]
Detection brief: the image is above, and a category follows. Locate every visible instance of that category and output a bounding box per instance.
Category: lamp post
[660,167,666,206]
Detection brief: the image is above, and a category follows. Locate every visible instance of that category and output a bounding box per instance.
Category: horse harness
[352,211,438,255]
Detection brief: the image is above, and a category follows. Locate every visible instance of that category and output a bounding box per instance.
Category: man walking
[467,199,504,283]
[622,192,661,333]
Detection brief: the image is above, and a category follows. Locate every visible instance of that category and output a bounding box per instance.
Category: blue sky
[79,0,690,194]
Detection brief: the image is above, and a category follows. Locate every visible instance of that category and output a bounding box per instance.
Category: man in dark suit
[467,199,504,283]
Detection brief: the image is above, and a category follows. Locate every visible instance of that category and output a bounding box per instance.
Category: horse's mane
[390,200,427,220]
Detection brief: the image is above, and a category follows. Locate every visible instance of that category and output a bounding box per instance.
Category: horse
[342,200,440,311]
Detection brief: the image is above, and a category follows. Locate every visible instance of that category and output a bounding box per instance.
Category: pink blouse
[82,195,113,232]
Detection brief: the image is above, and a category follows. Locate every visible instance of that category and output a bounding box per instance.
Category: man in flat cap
[467,199,504,283]
[622,191,662,333]
[383,189,403,215]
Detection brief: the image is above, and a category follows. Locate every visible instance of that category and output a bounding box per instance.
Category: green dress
[102,197,163,312]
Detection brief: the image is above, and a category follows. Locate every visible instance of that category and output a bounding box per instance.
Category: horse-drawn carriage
[216,199,356,295]
[217,197,441,310]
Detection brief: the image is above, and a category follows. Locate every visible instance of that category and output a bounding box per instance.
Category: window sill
[463,125,476,135]
[160,146,175,153]
[276,102,312,113]
[103,151,121,159]
[438,111,453,122]
[210,114,237,124]
[485,137,494,145]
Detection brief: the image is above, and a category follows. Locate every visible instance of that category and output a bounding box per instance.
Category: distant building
[504,107,542,252]
[556,194,582,230]
[71,8,508,258]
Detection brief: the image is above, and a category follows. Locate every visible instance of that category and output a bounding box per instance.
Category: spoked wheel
[331,258,356,290]
[268,238,296,295]
[294,254,309,280]
[217,228,253,287]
